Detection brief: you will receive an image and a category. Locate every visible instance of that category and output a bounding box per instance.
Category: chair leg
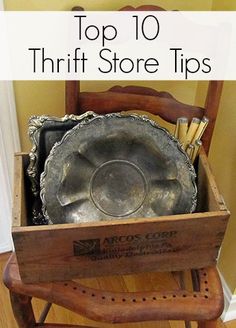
[197,320,217,328]
[10,291,36,328]
[185,321,192,328]
[38,302,52,324]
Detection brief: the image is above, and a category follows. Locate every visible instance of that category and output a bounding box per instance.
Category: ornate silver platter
[27,112,97,224]
[40,113,197,224]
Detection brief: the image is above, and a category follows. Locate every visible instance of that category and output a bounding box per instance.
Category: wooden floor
[1,252,235,328]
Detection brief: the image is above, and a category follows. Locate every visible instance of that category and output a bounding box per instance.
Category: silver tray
[40,113,197,224]
[27,112,97,224]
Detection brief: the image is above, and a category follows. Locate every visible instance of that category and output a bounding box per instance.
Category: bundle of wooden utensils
[174,116,209,163]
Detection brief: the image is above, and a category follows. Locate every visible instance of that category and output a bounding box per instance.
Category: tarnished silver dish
[27,112,97,224]
[40,113,197,224]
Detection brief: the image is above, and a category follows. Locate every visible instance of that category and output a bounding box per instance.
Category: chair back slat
[78,90,204,124]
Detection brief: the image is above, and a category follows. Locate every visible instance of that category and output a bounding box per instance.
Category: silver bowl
[40,113,197,224]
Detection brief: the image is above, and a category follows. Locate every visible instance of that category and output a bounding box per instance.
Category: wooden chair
[3,5,225,328]
[3,82,225,328]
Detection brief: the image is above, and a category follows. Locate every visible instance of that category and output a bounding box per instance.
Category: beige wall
[209,82,236,293]
[4,0,213,11]
[4,0,236,293]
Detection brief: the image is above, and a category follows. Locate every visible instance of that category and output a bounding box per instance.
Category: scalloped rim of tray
[27,111,97,224]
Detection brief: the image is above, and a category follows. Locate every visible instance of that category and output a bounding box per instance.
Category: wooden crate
[12,151,229,283]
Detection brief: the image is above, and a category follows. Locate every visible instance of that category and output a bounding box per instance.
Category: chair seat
[3,254,223,324]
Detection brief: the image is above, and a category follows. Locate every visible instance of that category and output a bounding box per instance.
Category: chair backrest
[65,5,223,154]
